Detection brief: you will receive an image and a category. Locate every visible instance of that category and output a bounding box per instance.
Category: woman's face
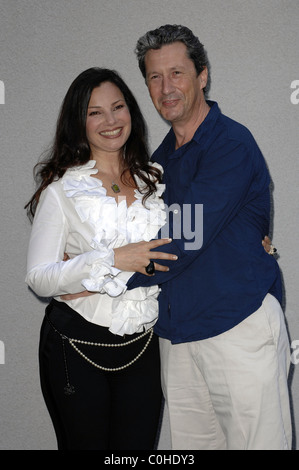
[86,81,132,157]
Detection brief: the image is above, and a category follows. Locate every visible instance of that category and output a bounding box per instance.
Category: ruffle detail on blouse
[81,248,127,297]
[127,165,166,243]
[61,160,166,335]
[109,286,160,335]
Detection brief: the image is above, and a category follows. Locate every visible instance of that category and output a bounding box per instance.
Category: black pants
[39,300,163,450]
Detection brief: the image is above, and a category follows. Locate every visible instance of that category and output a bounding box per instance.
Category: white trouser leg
[159,337,227,450]
[159,294,292,450]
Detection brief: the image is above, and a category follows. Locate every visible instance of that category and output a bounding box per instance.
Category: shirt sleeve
[127,138,258,290]
[25,186,125,298]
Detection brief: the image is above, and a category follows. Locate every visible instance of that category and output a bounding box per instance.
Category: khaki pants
[159,294,292,450]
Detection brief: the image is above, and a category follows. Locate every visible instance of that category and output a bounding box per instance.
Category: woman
[25,67,176,450]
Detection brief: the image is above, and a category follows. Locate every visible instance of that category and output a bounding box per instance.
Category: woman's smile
[100,127,123,137]
[86,82,132,156]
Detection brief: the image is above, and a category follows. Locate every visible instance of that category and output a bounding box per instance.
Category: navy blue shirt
[127,101,282,344]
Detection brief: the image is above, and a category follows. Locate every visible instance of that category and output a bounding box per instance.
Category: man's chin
[160,108,182,123]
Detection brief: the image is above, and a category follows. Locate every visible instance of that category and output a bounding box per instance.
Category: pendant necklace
[111,182,121,193]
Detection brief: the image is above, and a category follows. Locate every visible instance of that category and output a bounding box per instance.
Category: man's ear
[199,66,208,90]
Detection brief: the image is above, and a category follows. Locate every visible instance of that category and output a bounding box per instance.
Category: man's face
[144,41,207,125]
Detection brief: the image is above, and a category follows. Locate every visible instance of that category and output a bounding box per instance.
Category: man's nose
[161,76,175,95]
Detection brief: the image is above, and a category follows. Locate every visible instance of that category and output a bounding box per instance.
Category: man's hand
[61,290,95,301]
[262,236,275,254]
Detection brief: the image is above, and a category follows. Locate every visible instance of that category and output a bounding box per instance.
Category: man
[126,24,292,450]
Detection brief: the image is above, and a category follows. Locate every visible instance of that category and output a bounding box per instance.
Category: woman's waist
[53,283,159,333]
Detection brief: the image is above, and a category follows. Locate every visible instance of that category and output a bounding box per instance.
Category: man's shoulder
[216,111,265,170]
[220,114,253,140]
[219,112,255,147]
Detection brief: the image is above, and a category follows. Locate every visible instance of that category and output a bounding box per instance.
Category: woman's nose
[105,111,117,125]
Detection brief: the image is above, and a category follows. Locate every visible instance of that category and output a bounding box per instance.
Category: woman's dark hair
[25,67,161,219]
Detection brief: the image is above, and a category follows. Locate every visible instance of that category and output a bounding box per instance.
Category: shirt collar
[160,101,220,160]
[192,100,220,144]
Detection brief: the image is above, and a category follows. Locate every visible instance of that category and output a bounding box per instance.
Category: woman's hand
[60,238,176,300]
[114,238,177,275]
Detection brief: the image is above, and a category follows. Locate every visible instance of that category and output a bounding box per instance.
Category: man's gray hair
[135,24,209,82]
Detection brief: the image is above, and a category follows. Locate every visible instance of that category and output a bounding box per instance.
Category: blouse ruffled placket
[61,160,166,336]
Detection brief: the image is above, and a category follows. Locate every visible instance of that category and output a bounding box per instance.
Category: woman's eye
[89,111,101,116]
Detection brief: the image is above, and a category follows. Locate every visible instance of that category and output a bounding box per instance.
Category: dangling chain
[46,312,153,389]
[68,328,153,372]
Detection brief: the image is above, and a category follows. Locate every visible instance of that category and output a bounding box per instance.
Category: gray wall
[0,0,298,450]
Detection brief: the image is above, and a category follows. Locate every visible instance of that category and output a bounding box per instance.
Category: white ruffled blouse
[25,160,166,336]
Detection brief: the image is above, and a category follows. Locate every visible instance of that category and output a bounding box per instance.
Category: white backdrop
[0,0,298,450]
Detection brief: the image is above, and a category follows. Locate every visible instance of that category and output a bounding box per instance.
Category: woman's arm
[27,186,178,299]
[25,186,100,297]
[60,238,177,300]
[60,235,273,300]
[114,235,273,272]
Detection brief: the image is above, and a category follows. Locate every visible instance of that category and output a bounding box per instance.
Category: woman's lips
[100,127,123,137]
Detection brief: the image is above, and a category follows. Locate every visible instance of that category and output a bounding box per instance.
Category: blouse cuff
[81,248,127,297]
